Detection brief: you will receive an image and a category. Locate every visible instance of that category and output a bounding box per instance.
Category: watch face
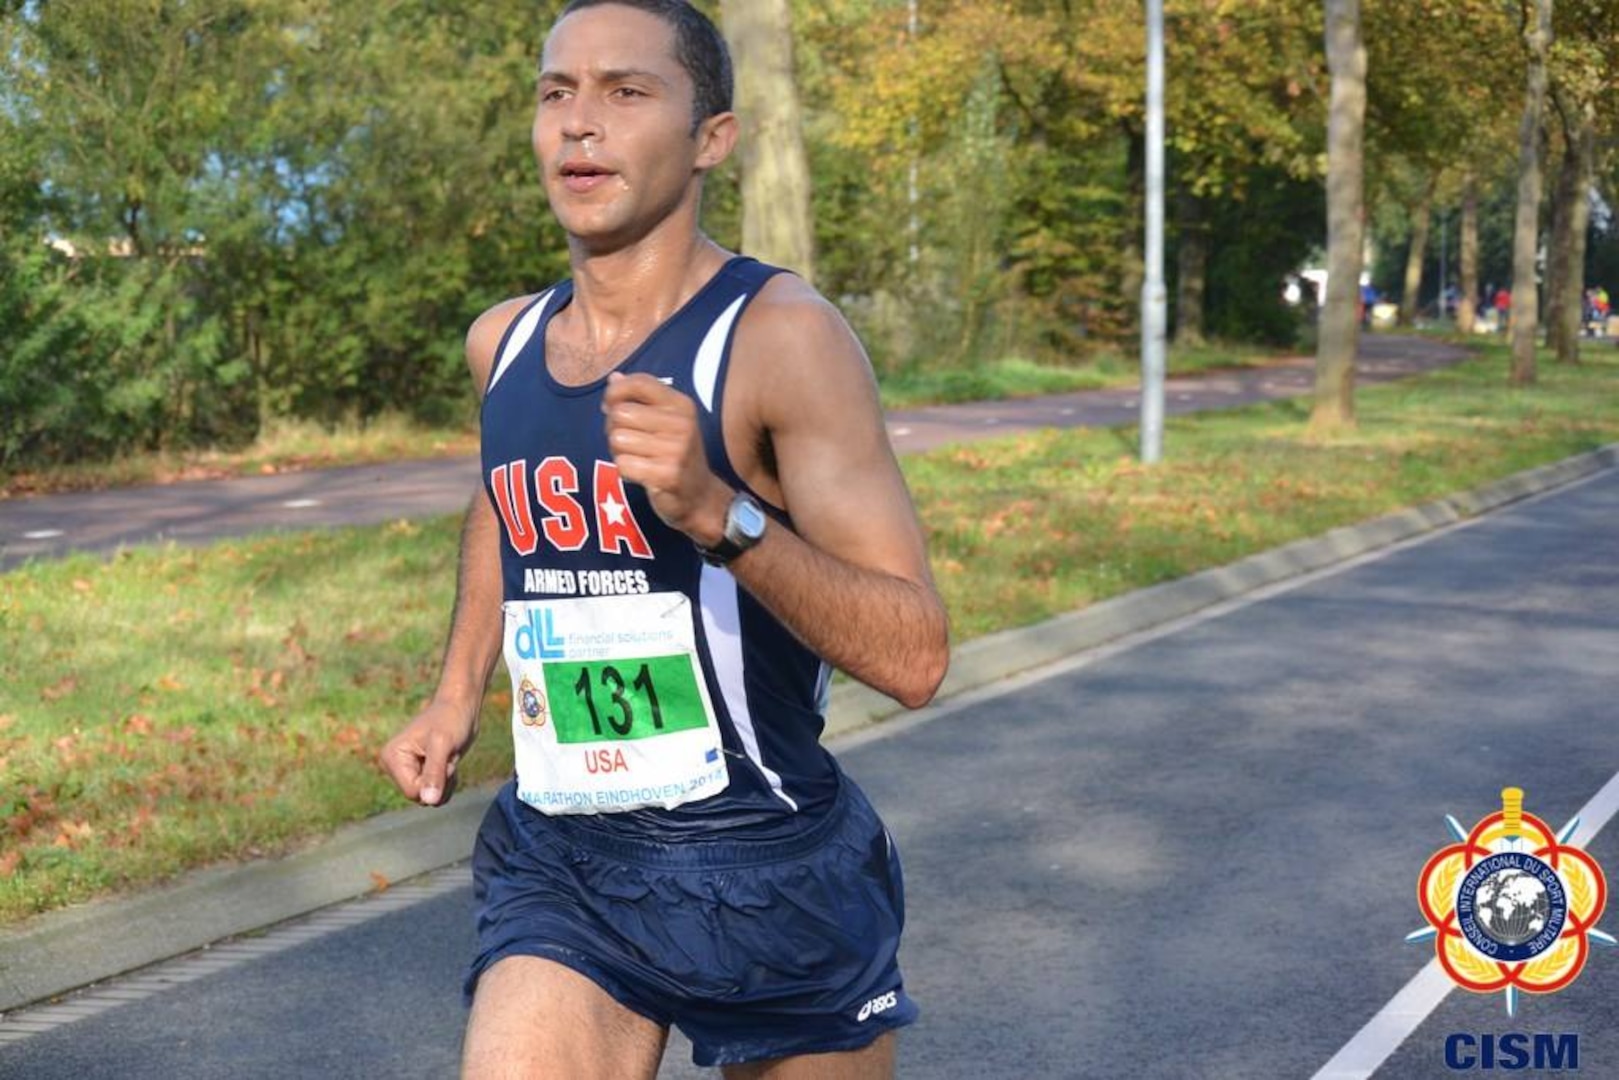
[734,497,768,540]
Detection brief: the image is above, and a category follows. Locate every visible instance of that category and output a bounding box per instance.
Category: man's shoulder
[729,270,879,426]
[466,294,547,383]
[469,293,547,349]
[741,272,855,349]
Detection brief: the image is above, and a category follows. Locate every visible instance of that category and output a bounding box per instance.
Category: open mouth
[559,161,616,193]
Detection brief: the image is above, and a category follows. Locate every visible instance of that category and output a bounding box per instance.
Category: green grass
[914,343,1619,639]
[1,341,1615,923]
[0,414,480,498]
[877,341,1291,409]
[5,343,1284,497]
[0,519,519,920]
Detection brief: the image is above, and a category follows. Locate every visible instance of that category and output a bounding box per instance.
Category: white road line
[281,498,321,509]
[22,530,63,540]
[891,427,913,437]
[1312,768,1619,1080]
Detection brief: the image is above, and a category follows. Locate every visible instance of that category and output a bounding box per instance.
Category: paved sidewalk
[0,335,1467,571]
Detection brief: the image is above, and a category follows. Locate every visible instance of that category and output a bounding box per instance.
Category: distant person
[1493,287,1511,334]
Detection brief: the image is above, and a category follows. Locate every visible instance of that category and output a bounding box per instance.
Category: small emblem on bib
[519,677,547,726]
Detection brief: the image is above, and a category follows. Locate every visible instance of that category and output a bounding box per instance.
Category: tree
[1509,0,1553,386]
[1163,0,1323,347]
[1543,99,1594,361]
[721,0,816,283]
[1361,0,1520,333]
[1397,173,1435,326]
[1313,0,1367,430]
[0,0,561,465]
[1542,0,1615,362]
[1456,174,1481,333]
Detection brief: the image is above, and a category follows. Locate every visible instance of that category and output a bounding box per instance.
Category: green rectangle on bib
[541,654,709,744]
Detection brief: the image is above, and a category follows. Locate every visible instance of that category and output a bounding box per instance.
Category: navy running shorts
[466,776,918,1067]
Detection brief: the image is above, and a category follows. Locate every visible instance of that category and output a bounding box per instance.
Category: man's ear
[694,111,738,173]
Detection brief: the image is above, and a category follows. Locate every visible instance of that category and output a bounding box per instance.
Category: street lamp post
[1140,0,1167,463]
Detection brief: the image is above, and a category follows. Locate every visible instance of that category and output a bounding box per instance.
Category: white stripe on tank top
[699,563,798,811]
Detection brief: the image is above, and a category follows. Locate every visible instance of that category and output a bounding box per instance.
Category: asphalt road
[3,452,1614,1078]
[0,336,1468,572]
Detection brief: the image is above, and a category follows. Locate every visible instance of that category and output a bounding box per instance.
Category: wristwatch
[697,492,768,566]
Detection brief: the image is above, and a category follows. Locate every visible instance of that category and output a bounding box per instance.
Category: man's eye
[613,87,645,99]
[541,88,569,103]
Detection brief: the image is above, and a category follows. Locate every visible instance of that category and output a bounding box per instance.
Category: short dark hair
[554,0,733,131]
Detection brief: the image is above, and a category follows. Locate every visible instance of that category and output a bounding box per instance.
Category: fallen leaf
[71,579,93,593]
[52,820,93,849]
[369,871,391,893]
[40,676,79,702]
[156,674,185,692]
[123,714,154,736]
[0,850,21,875]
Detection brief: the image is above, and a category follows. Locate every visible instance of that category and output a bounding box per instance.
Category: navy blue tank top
[479,257,839,839]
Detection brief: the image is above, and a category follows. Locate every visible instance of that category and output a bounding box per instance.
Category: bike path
[0,336,1466,572]
[2,452,1613,1079]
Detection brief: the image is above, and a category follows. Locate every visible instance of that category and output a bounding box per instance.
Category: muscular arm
[604,279,949,708]
[725,492,947,709]
[378,296,531,805]
[728,288,948,707]
[432,493,505,719]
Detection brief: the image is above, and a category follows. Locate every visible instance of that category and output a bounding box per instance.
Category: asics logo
[856,990,898,1023]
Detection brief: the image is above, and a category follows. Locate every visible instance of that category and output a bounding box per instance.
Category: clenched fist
[602,372,732,547]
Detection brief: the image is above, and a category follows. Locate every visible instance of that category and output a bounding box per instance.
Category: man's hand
[602,372,732,545]
[378,699,478,807]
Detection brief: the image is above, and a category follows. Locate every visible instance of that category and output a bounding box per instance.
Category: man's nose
[559,94,603,143]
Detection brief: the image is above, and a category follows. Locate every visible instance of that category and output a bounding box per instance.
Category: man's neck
[561,215,730,358]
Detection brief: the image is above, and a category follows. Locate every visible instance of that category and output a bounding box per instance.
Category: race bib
[502,592,729,814]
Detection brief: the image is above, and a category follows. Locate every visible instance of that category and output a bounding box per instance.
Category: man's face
[535,4,728,251]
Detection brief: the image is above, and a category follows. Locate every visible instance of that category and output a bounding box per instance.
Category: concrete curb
[2,441,1614,1014]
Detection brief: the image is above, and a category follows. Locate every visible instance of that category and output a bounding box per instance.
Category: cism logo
[1445,1033,1578,1071]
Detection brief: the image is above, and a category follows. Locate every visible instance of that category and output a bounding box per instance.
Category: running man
[378,2,950,1077]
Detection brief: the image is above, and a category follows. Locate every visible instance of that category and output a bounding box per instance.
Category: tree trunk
[1544,134,1569,357]
[1398,180,1433,327]
[720,0,815,283]
[1509,0,1552,386]
[1547,101,1594,364]
[1174,187,1208,347]
[1313,0,1366,431]
[1457,175,1479,334]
